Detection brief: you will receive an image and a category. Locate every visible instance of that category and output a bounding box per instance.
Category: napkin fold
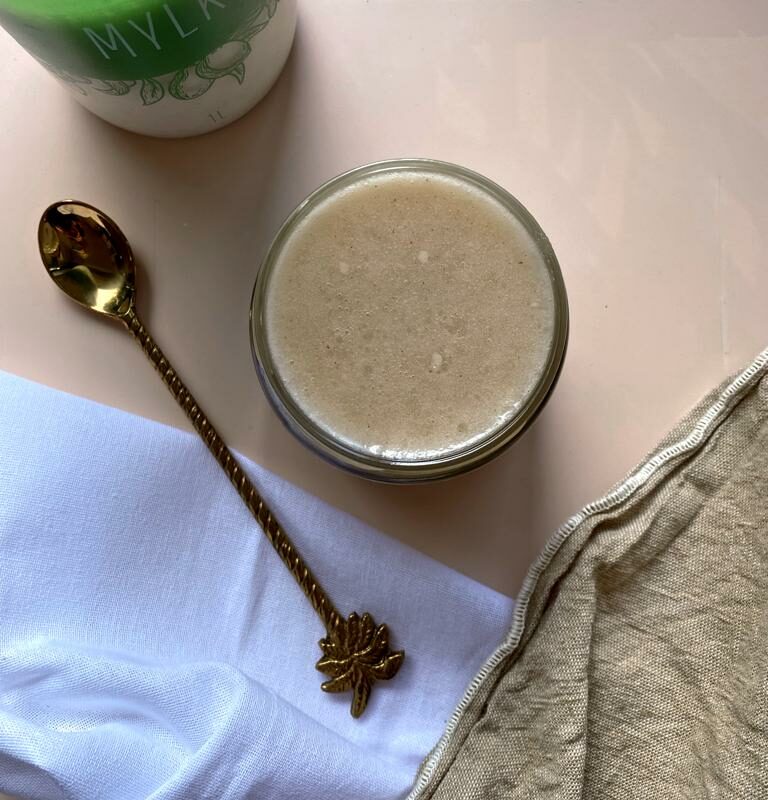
[0,371,514,800]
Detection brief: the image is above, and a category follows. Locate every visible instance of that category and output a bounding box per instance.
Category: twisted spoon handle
[122,307,342,631]
[121,308,403,717]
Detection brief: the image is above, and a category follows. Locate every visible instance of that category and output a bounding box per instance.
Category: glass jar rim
[249,158,569,483]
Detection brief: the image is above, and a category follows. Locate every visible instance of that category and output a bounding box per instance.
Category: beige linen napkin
[410,347,768,800]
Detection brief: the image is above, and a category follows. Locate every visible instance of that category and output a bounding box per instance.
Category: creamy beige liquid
[265,169,556,461]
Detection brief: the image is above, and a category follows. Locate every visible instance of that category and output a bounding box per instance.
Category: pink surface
[0,0,766,596]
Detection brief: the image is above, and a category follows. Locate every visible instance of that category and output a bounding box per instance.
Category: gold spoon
[38,200,404,718]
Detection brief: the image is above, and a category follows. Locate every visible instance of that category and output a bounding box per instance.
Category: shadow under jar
[250,159,569,483]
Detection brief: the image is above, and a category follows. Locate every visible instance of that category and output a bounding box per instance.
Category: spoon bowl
[39,201,135,317]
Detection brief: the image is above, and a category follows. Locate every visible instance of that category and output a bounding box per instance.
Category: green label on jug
[0,0,279,81]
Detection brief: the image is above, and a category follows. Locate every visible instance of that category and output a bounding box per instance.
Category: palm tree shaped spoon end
[316,612,404,717]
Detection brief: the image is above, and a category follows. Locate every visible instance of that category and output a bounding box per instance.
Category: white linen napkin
[0,370,513,800]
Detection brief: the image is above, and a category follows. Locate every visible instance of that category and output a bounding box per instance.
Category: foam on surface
[266,169,556,461]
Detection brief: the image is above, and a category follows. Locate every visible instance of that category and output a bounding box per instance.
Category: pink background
[0,0,765,597]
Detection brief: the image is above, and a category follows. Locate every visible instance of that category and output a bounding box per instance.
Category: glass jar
[250,159,569,483]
